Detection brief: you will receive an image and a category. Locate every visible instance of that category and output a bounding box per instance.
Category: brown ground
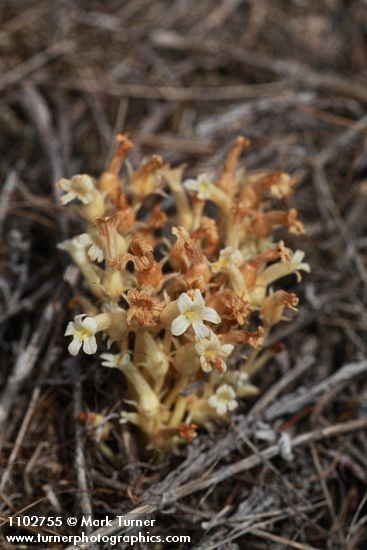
[1,1,367,548]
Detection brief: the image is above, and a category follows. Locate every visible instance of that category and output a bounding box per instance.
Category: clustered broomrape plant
[57,134,310,450]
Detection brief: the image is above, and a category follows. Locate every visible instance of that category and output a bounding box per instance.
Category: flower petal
[74,314,86,323]
[183,179,199,192]
[68,338,82,356]
[57,178,71,191]
[219,384,235,397]
[207,331,219,345]
[80,192,94,205]
[88,244,104,263]
[192,320,210,338]
[77,175,94,190]
[83,336,97,355]
[177,292,193,313]
[216,403,227,416]
[198,173,210,183]
[101,360,115,368]
[82,317,97,333]
[171,314,190,336]
[218,359,227,372]
[193,289,205,306]
[221,344,234,355]
[200,356,212,373]
[76,233,93,247]
[293,250,304,263]
[207,395,217,408]
[60,192,76,205]
[195,339,207,355]
[64,322,76,336]
[100,353,115,363]
[202,307,221,324]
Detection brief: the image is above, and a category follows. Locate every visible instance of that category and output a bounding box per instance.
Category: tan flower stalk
[98,133,133,203]
[130,155,163,202]
[190,216,219,258]
[57,135,309,449]
[217,135,250,196]
[163,166,193,229]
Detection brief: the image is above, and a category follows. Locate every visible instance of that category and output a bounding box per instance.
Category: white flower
[171,289,221,338]
[65,314,98,356]
[212,246,243,273]
[57,236,88,266]
[57,174,95,205]
[270,173,292,198]
[119,411,139,425]
[208,384,238,416]
[183,174,215,200]
[195,333,234,373]
[289,250,310,275]
[75,233,104,263]
[100,352,130,369]
[256,246,310,289]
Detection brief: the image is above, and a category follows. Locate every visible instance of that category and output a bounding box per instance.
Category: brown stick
[65,417,367,548]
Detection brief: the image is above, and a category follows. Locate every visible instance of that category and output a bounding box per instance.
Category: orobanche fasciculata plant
[57,134,309,450]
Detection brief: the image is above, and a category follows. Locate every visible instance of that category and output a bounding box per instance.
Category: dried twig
[66,417,367,548]
[0,300,57,451]
[0,40,72,92]
[72,364,94,534]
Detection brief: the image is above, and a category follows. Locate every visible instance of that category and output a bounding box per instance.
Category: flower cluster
[57,134,309,449]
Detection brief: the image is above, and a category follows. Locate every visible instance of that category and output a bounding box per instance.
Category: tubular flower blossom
[57,174,95,205]
[57,134,309,450]
[171,289,221,338]
[100,352,130,369]
[183,173,215,200]
[183,173,230,212]
[208,384,238,416]
[75,233,104,263]
[65,314,98,355]
[195,333,234,373]
[212,246,243,273]
[287,250,311,281]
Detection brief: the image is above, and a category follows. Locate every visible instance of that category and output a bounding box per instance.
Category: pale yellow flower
[57,174,95,205]
[195,333,234,373]
[287,250,311,281]
[183,173,215,200]
[208,384,238,416]
[212,246,243,273]
[183,173,230,212]
[100,352,130,369]
[65,314,97,355]
[76,233,104,263]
